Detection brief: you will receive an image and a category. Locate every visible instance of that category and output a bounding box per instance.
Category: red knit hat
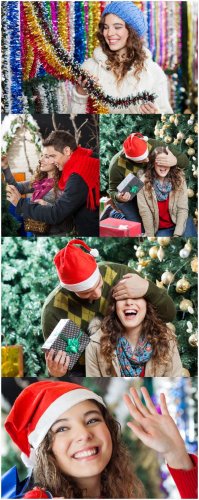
[123,133,148,161]
[54,239,100,292]
[5,380,106,467]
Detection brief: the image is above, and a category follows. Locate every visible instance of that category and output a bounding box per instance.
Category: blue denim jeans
[156,217,197,237]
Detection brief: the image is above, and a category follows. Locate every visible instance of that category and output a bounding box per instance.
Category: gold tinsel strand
[57,2,69,50]
[23,2,74,80]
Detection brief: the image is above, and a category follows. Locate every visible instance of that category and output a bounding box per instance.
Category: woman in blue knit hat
[71,1,173,114]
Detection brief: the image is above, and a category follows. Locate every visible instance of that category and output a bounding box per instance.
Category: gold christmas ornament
[187,188,194,198]
[182,367,190,377]
[193,169,198,178]
[157,237,171,247]
[184,240,192,252]
[176,132,185,140]
[154,128,160,137]
[173,139,179,145]
[195,209,198,218]
[169,115,175,123]
[185,136,194,146]
[161,270,174,285]
[164,135,172,144]
[149,246,159,259]
[194,123,198,134]
[156,280,165,288]
[138,259,150,267]
[179,298,194,313]
[187,148,195,156]
[188,333,198,347]
[176,277,191,293]
[174,118,179,126]
[161,115,167,122]
[136,247,145,259]
[191,256,198,273]
[157,246,165,262]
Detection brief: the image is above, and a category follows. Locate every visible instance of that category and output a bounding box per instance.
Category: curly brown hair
[30,160,61,199]
[144,147,184,195]
[96,18,147,82]
[100,295,176,376]
[33,401,145,498]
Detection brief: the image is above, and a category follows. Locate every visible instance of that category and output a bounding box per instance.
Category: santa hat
[54,239,100,292]
[5,381,106,468]
[123,133,149,161]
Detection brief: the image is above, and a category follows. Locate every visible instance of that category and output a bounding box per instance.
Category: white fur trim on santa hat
[21,448,37,468]
[28,389,106,451]
[60,266,100,292]
[90,248,99,258]
[124,148,149,161]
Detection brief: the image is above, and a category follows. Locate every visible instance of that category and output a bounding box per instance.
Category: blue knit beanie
[102,1,146,37]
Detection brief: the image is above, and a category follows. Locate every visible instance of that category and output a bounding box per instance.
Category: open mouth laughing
[123,308,138,319]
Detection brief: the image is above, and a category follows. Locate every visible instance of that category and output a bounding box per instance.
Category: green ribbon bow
[60,331,83,354]
[130,186,139,193]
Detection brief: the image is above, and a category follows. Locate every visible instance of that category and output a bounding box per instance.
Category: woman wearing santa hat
[2,380,197,499]
[70,1,173,114]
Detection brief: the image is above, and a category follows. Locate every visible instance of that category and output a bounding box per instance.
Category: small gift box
[117,173,144,200]
[1,345,24,377]
[42,319,90,371]
[100,218,142,237]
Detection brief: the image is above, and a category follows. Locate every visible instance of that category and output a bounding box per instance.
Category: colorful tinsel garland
[22,1,157,112]
[1,1,198,113]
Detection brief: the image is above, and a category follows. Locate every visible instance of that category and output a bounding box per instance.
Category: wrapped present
[42,319,90,371]
[1,345,24,377]
[100,218,142,237]
[117,173,144,200]
[100,196,111,212]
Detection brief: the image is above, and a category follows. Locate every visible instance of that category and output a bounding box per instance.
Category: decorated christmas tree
[154,114,198,218]
[128,236,198,375]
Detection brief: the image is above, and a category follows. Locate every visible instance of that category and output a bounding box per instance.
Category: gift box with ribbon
[100,218,142,237]
[42,319,90,371]
[1,345,24,377]
[117,173,144,200]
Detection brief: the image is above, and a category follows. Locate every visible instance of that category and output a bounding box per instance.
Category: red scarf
[58,147,99,210]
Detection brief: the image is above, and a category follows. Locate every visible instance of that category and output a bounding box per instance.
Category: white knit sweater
[70,46,173,114]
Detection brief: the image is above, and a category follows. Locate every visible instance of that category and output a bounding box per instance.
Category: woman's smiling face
[116,297,147,330]
[154,154,171,180]
[103,14,129,52]
[51,400,112,481]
